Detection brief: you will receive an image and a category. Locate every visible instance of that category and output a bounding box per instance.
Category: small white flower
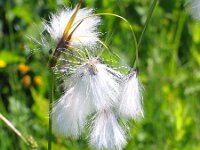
[52,57,122,138]
[90,109,126,150]
[44,6,101,49]
[187,0,200,21]
[119,69,144,119]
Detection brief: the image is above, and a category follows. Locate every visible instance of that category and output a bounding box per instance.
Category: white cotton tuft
[68,58,122,111]
[90,110,126,150]
[187,0,200,21]
[52,86,92,138]
[44,7,101,49]
[119,70,144,119]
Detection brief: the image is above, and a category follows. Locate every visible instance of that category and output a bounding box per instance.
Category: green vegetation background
[0,0,200,149]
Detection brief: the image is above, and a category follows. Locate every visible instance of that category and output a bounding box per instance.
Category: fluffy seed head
[119,69,144,119]
[44,7,101,49]
[51,87,92,138]
[90,109,126,150]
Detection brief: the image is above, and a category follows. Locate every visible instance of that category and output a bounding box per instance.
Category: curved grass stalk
[72,13,139,67]
[0,113,31,146]
[49,0,158,70]
[137,0,158,51]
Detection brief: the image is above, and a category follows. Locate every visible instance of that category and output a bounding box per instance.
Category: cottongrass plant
[42,0,158,149]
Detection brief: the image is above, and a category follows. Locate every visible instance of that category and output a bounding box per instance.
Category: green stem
[137,0,158,65]
[170,11,186,76]
[48,70,55,150]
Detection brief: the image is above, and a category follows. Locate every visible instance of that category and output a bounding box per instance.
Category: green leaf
[0,50,25,64]
[30,87,48,123]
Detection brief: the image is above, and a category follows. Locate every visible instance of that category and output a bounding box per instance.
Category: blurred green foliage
[0,0,200,149]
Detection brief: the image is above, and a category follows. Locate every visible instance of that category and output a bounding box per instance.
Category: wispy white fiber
[44,7,100,49]
[90,109,126,150]
[119,70,143,119]
[52,87,92,138]
[66,58,122,110]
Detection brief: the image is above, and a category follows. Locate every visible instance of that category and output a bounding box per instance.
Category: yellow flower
[34,76,42,86]
[18,63,30,74]
[22,75,31,87]
[0,60,6,68]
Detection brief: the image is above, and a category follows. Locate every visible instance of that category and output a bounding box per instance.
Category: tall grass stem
[0,113,29,145]
[48,70,55,150]
[137,0,158,52]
